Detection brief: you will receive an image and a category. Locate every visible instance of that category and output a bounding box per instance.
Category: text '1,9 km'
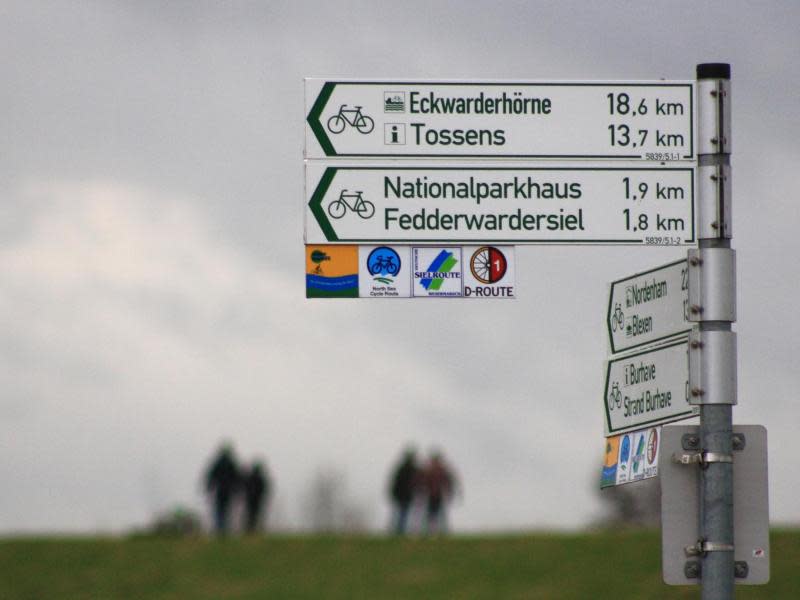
[305,80,695,160]
[305,165,696,245]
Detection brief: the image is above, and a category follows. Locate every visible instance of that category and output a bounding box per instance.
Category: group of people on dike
[205,443,459,536]
[205,444,271,535]
[388,448,459,535]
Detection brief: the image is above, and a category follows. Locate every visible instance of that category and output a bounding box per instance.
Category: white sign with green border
[305,80,695,160]
[604,336,698,436]
[305,164,696,245]
[607,259,692,354]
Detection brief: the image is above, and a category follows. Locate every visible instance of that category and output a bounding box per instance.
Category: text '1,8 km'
[305,165,696,245]
[305,80,695,160]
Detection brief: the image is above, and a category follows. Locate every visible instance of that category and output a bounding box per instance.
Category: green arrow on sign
[306,82,337,156]
[308,167,339,241]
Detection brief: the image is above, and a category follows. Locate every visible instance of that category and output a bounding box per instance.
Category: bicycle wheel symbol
[355,115,374,134]
[470,247,507,284]
[356,199,375,218]
[382,259,399,275]
[326,113,344,134]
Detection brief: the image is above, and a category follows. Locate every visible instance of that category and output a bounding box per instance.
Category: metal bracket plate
[698,79,731,155]
[688,329,737,405]
[687,247,736,322]
[697,163,732,239]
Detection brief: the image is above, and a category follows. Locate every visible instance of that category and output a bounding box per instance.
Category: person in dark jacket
[388,448,419,535]
[205,444,240,536]
[421,451,458,535]
[242,461,271,533]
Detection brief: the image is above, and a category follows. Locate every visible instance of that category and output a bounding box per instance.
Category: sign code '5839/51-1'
[305,80,695,160]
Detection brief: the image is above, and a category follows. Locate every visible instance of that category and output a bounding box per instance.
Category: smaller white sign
[601,426,660,488]
[661,425,770,585]
[604,336,697,436]
[608,259,690,353]
[358,245,411,298]
[412,247,463,297]
[462,246,515,299]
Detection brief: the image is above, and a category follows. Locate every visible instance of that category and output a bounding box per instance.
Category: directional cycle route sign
[607,259,691,353]
[604,337,698,436]
[305,80,695,160]
[305,164,695,245]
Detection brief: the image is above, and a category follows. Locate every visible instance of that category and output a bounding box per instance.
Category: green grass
[1,530,798,599]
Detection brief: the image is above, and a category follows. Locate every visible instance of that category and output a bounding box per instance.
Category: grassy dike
[2,530,798,599]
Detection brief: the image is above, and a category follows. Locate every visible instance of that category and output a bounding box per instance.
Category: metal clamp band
[685,538,735,557]
[703,452,733,464]
[672,451,733,468]
[704,542,735,552]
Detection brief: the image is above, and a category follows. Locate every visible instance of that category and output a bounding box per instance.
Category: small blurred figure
[421,451,458,535]
[242,461,271,534]
[388,447,419,535]
[149,506,203,538]
[205,443,240,536]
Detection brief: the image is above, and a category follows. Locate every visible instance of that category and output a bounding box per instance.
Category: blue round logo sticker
[620,434,631,464]
[367,247,401,279]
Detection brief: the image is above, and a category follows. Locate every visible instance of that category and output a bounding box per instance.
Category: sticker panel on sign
[358,245,411,298]
[306,245,359,298]
[462,246,515,299]
[411,247,463,297]
[601,426,661,488]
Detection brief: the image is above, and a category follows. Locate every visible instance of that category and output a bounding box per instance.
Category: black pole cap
[697,63,730,80]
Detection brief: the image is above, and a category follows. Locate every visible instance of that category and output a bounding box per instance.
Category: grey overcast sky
[1,1,799,533]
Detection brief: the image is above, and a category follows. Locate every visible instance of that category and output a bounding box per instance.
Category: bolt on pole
[692,62,735,600]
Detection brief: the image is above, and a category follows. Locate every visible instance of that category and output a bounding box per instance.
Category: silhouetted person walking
[422,451,457,535]
[388,448,419,535]
[205,443,240,536]
[242,461,271,533]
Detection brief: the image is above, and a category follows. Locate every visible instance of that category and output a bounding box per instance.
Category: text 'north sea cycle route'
[305,164,696,245]
[305,80,695,159]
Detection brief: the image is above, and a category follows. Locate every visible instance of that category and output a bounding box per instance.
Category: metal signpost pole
[693,63,735,599]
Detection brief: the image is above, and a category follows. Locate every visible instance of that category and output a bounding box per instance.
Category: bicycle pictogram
[611,302,625,332]
[327,190,375,220]
[327,105,375,134]
[370,255,399,276]
[608,382,622,411]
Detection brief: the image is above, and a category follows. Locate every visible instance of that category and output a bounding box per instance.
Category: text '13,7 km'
[305,80,695,160]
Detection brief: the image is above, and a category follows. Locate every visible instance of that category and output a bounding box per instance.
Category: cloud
[0,180,501,531]
[0,179,627,532]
